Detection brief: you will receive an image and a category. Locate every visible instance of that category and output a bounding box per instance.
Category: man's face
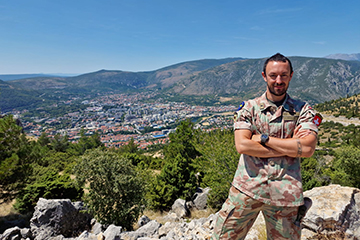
[262,61,293,101]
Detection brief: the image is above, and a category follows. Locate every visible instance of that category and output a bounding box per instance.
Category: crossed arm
[234,125,317,158]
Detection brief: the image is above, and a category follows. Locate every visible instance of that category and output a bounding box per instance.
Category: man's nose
[275,75,283,83]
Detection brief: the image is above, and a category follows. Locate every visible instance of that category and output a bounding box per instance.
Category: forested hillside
[315,93,360,119]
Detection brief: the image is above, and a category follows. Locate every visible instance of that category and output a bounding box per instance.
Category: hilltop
[1,56,360,112]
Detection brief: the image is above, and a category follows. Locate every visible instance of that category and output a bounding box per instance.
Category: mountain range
[1,54,360,112]
[325,53,360,61]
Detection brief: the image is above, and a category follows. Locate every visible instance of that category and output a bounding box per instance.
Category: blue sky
[1,0,359,74]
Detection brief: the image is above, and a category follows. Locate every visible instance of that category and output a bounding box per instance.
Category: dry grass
[141,209,169,225]
[189,208,216,219]
[0,199,16,217]
[139,208,216,226]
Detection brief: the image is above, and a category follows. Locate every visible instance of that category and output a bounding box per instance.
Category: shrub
[14,170,81,214]
[74,149,146,230]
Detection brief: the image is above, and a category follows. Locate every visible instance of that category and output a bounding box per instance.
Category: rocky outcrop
[302,184,360,239]
[245,184,360,240]
[1,185,360,240]
[30,198,92,240]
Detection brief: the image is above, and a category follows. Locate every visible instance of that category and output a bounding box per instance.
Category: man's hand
[251,125,312,142]
[235,129,284,157]
[247,125,317,158]
[251,134,261,143]
[293,125,313,139]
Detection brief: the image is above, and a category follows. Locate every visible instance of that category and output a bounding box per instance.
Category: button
[270,106,276,114]
[269,160,275,166]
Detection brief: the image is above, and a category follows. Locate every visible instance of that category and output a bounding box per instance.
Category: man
[211,53,321,240]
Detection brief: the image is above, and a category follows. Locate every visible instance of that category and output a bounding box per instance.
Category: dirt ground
[0,199,16,217]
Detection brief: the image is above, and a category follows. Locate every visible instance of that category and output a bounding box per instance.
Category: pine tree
[147,120,199,211]
[0,115,32,200]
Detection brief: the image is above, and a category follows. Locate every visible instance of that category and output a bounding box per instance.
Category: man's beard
[268,83,288,97]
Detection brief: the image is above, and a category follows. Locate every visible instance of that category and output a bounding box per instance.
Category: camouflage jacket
[232,92,319,207]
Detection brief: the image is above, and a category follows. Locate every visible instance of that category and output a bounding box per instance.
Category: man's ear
[289,72,294,82]
[262,72,267,82]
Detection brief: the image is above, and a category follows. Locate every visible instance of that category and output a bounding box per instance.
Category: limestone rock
[302,184,360,239]
[138,215,151,228]
[90,218,103,235]
[1,226,22,240]
[30,198,92,240]
[192,187,211,210]
[171,199,190,218]
[103,224,122,240]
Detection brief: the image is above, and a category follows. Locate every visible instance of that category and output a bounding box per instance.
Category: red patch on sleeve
[313,114,322,126]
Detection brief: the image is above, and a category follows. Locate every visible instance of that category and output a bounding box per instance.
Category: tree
[118,137,139,154]
[194,129,239,210]
[14,170,82,213]
[74,149,146,230]
[72,128,104,155]
[301,156,328,191]
[37,132,50,147]
[147,153,197,211]
[147,120,200,211]
[163,119,201,160]
[328,145,360,188]
[0,115,34,200]
[50,134,69,152]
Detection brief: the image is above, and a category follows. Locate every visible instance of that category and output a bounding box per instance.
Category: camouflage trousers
[211,186,301,240]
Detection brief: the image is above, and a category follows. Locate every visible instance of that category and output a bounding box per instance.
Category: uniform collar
[259,92,294,113]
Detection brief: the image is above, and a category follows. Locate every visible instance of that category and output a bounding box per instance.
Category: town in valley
[10,92,236,149]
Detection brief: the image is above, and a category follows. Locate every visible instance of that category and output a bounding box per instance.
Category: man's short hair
[263,53,293,76]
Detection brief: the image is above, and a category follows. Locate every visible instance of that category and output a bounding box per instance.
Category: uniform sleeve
[233,105,252,131]
[297,103,318,133]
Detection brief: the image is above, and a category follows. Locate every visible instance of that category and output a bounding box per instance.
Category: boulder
[135,220,161,236]
[30,198,92,240]
[0,227,33,240]
[90,218,103,235]
[171,199,190,218]
[1,226,22,240]
[103,224,122,240]
[302,184,360,239]
[192,187,211,210]
[76,231,99,240]
[137,215,151,228]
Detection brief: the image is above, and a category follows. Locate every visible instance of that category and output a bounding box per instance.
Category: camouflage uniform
[212,92,318,240]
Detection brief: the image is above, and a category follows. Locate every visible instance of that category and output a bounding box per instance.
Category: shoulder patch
[237,101,245,111]
[313,113,323,127]
[234,102,245,122]
[233,111,238,122]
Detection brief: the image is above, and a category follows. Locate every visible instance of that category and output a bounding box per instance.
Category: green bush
[301,156,328,191]
[74,149,146,230]
[14,170,81,213]
[328,145,360,188]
